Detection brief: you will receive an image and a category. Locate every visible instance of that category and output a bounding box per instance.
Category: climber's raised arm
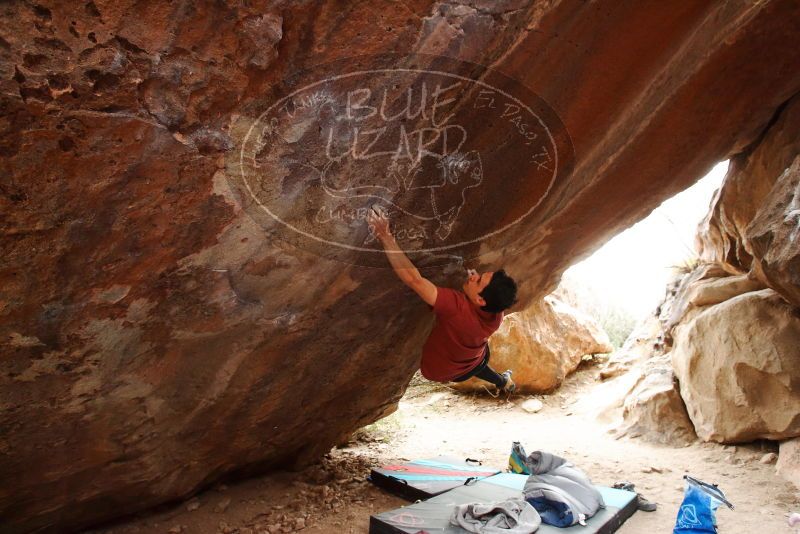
[368,206,518,394]
[367,208,437,307]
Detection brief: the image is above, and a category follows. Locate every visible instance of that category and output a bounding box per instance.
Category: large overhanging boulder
[2,1,800,531]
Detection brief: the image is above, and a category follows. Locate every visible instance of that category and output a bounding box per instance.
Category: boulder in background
[452,296,612,394]
[671,289,800,443]
[777,438,800,490]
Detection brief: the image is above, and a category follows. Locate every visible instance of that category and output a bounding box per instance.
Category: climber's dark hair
[479,269,518,313]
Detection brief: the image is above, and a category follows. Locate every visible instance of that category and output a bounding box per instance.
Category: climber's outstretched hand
[368,205,437,307]
[367,206,391,241]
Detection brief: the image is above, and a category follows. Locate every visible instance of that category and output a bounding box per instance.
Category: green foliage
[669,254,701,275]
[362,411,402,436]
[593,303,637,349]
[555,278,638,350]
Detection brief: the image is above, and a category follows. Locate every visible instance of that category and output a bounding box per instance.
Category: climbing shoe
[635,493,657,512]
[612,482,657,512]
[500,370,517,394]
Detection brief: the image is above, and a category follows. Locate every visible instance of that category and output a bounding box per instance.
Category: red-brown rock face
[2,1,799,531]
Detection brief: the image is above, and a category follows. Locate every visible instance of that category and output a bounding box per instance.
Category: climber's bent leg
[472,364,506,389]
[450,345,507,389]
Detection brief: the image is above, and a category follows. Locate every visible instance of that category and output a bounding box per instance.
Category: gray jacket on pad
[451,498,541,534]
[521,451,605,527]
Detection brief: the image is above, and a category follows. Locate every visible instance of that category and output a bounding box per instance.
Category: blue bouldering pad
[369,456,502,502]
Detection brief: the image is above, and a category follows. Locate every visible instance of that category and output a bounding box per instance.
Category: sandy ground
[86,364,800,534]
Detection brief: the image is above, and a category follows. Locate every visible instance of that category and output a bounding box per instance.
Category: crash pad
[369,457,502,502]
[369,473,637,534]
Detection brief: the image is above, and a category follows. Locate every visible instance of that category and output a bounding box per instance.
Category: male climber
[367,208,518,393]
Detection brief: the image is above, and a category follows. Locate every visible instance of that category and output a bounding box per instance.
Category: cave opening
[561,160,729,349]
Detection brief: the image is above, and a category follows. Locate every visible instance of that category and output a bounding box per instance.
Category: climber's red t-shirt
[420,287,504,382]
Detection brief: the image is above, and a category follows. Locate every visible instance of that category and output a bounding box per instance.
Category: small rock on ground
[215,497,232,513]
[521,399,544,413]
[761,452,778,464]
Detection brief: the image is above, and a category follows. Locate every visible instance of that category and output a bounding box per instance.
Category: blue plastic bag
[674,476,734,533]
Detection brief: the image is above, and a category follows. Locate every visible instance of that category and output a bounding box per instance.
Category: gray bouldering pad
[370,473,637,533]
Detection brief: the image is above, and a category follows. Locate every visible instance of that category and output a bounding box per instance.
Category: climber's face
[463,269,494,308]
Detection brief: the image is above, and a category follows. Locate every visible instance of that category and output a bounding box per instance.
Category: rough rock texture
[597,313,663,381]
[2,0,800,531]
[698,93,800,306]
[574,351,696,447]
[686,273,767,307]
[595,265,771,445]
[589,301,696,446]
[451,295,612,393]
[602,262,795,446]
[661,264,730,339]
[671,289,800,443]
[598,88,800,444]
[777,438,800,490]
[600,355,696,446]
[596,265,730,382]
